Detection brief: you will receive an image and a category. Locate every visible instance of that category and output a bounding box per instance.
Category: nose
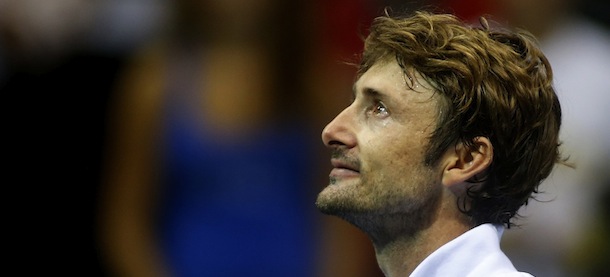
[321,105,357,148]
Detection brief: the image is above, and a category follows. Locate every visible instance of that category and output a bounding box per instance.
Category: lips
[331,159,360,172]
[329,158,360,179]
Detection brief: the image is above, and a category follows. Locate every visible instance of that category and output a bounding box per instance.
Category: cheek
[362,133,432,188]
[362,133,427,169]
[357,117,432,174]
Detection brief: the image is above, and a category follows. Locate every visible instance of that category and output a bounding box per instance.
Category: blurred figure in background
[99,0,384,276]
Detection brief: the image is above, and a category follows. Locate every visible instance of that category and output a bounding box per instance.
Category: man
[315,11,564,277]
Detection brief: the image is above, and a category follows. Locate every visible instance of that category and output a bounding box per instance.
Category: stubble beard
[315,164,442,243]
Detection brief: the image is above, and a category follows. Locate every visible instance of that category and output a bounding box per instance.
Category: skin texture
[316,59,444,240]
[316,59,493,276]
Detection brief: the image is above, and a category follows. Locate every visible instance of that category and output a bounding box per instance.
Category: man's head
[316,11,562,231]
[317,58,451,240]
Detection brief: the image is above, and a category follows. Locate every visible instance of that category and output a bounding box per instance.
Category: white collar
[409,223,533,277]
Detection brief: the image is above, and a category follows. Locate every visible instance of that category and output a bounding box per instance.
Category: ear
[441,137,493,188]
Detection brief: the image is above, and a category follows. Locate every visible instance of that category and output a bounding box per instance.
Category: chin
[316,185,347,214]
[315,187,338,214]
[315,184,371,217]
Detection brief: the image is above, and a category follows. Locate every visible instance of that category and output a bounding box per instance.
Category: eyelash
[367,100,389,118]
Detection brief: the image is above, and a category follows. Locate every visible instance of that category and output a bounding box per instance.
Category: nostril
[327,140,344,147]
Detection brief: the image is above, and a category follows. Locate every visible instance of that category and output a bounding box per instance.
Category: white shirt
[410,224,533,277]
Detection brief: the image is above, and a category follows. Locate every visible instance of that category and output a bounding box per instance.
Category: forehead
[355,60,406,93]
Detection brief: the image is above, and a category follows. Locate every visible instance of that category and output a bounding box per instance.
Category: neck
[372,192,472,277]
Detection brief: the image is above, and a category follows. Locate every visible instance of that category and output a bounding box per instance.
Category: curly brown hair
[358,11,564,227]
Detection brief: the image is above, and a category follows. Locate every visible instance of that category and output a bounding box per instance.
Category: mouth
[329,158,360,179]
[331,159,360,172]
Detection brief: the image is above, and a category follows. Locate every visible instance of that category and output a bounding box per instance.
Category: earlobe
[441,137,493,188]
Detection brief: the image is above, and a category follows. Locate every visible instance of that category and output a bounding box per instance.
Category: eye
[367,100,389,118]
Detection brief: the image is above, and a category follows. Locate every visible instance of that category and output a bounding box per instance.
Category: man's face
[316,60,445,232]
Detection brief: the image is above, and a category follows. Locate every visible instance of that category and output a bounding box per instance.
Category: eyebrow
[353,85,386,102]
[363,87,382,98]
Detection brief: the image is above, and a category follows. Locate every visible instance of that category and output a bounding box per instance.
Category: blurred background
[2,0,608,276]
